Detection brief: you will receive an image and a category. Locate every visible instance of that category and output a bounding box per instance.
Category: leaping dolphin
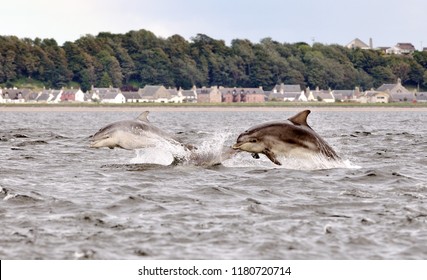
[90,111,184,150]
[232,110,339,165]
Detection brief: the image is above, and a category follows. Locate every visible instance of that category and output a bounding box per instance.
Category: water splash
[129,131,359,170]
[223,152,359,170]
[130,138,188,165]
[130,131,233,167]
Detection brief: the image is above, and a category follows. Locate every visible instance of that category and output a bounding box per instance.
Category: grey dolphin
[232,110,339,165]
[90,111,183,150]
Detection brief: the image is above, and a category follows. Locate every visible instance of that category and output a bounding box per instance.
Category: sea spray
[130,131,234,166]
[223,152,359,170]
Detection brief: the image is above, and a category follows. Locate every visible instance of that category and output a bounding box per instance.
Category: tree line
[1,29,427,92]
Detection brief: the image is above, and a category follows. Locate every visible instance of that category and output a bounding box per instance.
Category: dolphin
[90,111,183,150]
[232,110,339,165]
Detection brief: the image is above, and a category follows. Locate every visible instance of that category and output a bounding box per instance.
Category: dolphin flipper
[251,153,260,159]
[263,149,282,165]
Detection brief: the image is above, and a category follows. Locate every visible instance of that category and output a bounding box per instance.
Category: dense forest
[1,29,427,92]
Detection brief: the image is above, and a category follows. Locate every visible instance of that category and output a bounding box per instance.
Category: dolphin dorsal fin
[137,111,150,122]
[288,110,311,127]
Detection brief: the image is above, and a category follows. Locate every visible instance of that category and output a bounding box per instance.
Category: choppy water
[1,109,426,259]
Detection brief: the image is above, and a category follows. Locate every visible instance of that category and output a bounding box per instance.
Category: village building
[167,88,184,103]
[306,87,335,102]
[269,83,306,102]
[346,38,372,50]
[359,90,390,103]
[332,88,361,102]
[90,86,122,102]
[36,90,51,103]
[0,88,28,103]
[61,88,85,102]
[50,89,63,103]
[181,86,197,103]
[220,87,265,103]
[35,89,62,103]
[415,92,427,102]
[196,86,222,103]
[415,92,427,103]
[25,91,40,102]
[376,47,390,54]
[386,43,416,55]
[138,85,173,103]
[376,78,415,102]
[122,91,143,103]
[100,92,126,103]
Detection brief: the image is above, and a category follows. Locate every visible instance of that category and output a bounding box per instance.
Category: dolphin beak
[89,141,98,148]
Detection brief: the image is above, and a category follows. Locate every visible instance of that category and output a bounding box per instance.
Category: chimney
[369,38,373,49]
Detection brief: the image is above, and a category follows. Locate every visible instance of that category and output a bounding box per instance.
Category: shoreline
[2,105,427,112]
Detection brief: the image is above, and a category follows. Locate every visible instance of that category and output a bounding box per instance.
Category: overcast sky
[1,0,426,49]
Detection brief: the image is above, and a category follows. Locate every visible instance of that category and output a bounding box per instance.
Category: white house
[61,88,86,102]
[50,90,63,103]
[306,87,335,102]
[90,86,122,102]
[181,87,197,103]
[0,88,27,103]
[122,91,144,103]
[268,83,306,102]
[36,89,62,103]
[100,92,126,103]
[359,90,390,103]
[386,43,416,55]
[168,88,184,103]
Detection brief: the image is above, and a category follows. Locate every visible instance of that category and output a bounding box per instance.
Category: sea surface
[1,108,426,259]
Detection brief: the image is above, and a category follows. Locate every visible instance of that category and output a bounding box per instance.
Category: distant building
[90,86,122,102]
[0,88,28,103]
[376,47,390,53]
[332,88,361,102]
[306,87,335,102]
[167,87,184,103]
[61,88,85,102]
[181,86,197,103]
[360,90,390,103]
[219,87,265,103]
[346,38,372,49]
[376,78,415,102]
[269,83,306,102]
[415,92,427,103]
[36,89,62,103]
[138,85,174,103]
[386,43,416,55]
[122,91,143,103]
[196,86,222,103]
[100,92,125,103]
